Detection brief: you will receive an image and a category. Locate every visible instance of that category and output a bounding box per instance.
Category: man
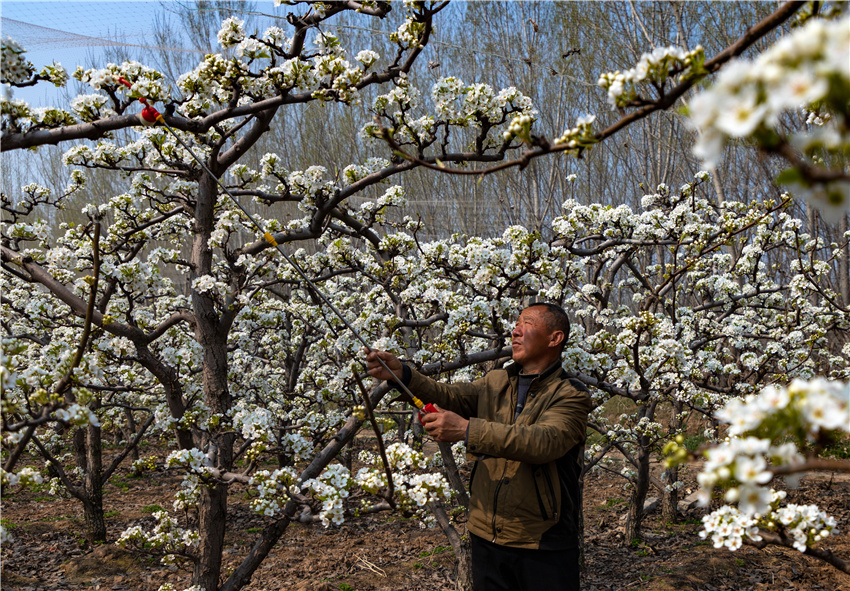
[365,302,592,591]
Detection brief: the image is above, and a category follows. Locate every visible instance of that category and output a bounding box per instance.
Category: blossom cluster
[53,403,100,428]
[658,378,847,553]
[118,510,200,564]
[249,467,300,517]
[553,114,597,150]
[1,36,34,84]
[684,378,849,512]
[700,490,838,553]
[687,15,850,220]
[356,442,453,517]
[0,466,43,489]
[717,378,849,439]
[598,45,705,108]
[73,60,167,102]
[364,75,535,150]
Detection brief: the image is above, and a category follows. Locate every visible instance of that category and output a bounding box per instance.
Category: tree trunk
[195,482,229,590]
[454,538,473,591]
[661,464,679,524]
[624,436,651,544]
[438,441,469,508]
[428,501,472,591]
[841,214,849,306]
[83,421,106,543]
[82,497,106,545]
[124,408,140,464]
[662,400,683,524]
[191,169,234,590]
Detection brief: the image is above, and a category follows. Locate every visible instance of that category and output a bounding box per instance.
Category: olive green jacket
[407,361,592,549]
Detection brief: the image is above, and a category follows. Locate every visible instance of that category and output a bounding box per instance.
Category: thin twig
[352,372,395,507]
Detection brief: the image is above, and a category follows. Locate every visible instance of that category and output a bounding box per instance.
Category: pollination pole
[116,78,426,409]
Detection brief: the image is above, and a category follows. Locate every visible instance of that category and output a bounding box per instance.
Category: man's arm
[466,384,591,464]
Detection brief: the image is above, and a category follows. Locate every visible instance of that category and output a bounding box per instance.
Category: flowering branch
[378,1,806,176]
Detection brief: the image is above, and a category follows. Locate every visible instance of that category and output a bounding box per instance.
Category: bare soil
[2,445,849,591]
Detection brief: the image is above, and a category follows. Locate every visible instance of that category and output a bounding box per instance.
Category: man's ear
[549,330,565,349]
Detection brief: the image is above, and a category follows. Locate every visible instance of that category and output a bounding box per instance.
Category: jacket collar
[507,359,564,386]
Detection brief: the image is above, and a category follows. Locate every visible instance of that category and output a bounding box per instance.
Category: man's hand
[421,405,468,443]
[364,349,403,383]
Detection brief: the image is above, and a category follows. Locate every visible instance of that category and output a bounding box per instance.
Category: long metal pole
[123,90,424,407]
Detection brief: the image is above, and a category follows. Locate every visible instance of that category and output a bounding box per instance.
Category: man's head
[510,302,570,374]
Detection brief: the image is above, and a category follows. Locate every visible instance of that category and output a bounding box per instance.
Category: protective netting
[3,17,148,50]
[0,1,223,54]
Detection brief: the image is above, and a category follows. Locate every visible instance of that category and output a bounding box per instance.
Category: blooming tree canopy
[2,2,849,590]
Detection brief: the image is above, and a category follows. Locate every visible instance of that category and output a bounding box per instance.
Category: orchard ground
[2,437,849,591]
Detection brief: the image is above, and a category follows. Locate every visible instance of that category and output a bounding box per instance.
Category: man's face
[511,306,558,370]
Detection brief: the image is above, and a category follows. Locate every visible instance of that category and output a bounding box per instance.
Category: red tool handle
[117,77,161,125]
[418,403,438,423]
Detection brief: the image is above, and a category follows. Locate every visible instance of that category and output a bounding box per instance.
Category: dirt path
[2,452,849,591]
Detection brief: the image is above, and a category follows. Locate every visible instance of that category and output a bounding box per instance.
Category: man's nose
[512,326,521,337]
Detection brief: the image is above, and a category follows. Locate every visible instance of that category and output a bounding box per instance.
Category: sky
[1,1,177,106]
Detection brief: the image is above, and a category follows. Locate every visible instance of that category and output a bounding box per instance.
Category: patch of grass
[339,584,355,591]
[734,557,745,567]
[111,476,130,492]
[681,433,707,452]
[246,527,262,533]
[141,504,164,514]
[419,545,451,557]
[605,498,626,507]
[104,510,120,518]
[821,434,850,459]
[41,514,78,523]
[413,562,424,570]
[33,495,53,502]
[1,518,18,530]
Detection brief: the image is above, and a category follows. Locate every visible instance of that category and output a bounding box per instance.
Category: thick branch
[381,0,806,177]
[745,530,849,573]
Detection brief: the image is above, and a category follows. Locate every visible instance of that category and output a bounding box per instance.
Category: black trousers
[470,533,580,591]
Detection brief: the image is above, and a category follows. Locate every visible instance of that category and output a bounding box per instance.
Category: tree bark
[80,421,106,543]
[124,408,140,464]
[624,435,651,544]
[662,400,683,524]
[429,502,472,591]
[195,482,229,590]
[437,441,469,508]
